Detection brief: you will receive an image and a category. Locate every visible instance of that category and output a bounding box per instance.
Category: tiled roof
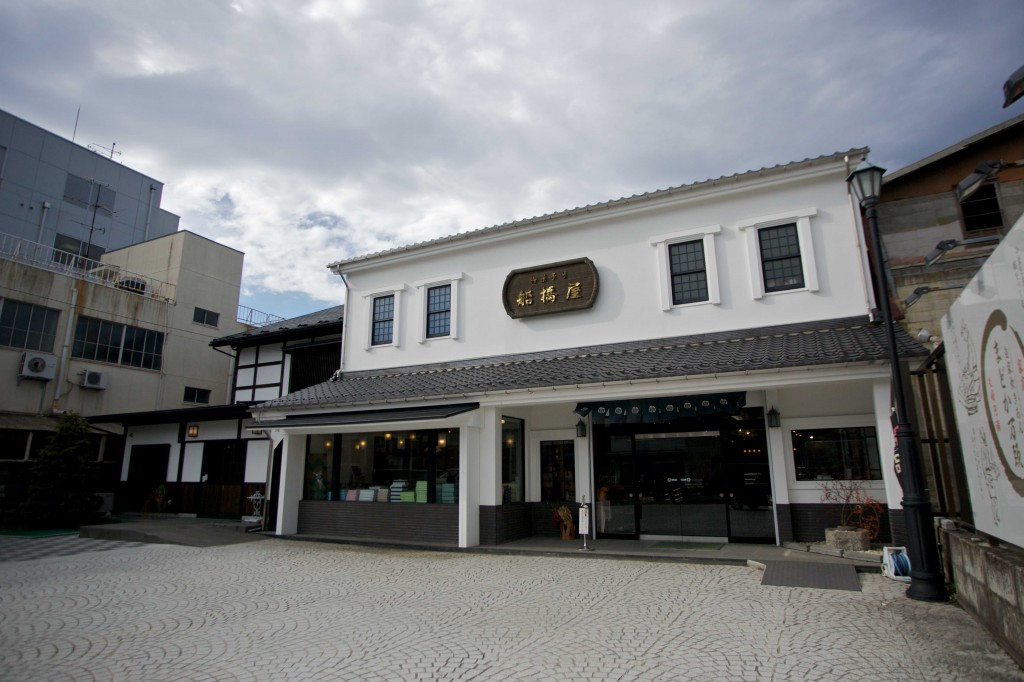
[327,148,868,271]
[258,315,924,412]
[211,305,344,348]
[883,111,1024,185]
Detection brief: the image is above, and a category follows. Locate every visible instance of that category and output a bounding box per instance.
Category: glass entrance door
[721,428,775,542]
[636,431,727,538]
[592,410,776,543]
[595,434,637,537]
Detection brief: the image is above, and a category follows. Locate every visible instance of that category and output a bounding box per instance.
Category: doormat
[760,561,861,591]
[0,529,78,538]
[651,541,724,550]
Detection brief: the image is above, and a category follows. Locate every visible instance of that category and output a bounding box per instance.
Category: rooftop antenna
[72,107,80,142]
[87,142,121,160]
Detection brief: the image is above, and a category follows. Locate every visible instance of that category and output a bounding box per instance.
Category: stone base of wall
[939,525,1024,669]
[297,500,458,545]
[479,503,532,545]
[788,503,892,544]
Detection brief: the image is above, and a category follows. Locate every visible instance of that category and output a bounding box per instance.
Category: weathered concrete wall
[939,525,1024,669]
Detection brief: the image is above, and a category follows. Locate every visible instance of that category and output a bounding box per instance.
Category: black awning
[253,402,479,429]
[575,392,746,425]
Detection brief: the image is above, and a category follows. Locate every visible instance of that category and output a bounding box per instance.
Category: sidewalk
[80,516,881,571]
[79,515,265,548]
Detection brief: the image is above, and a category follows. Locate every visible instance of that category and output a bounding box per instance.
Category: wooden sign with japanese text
[502,258,599,319]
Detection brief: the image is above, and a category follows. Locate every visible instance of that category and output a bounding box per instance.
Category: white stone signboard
[941,215,1024,547]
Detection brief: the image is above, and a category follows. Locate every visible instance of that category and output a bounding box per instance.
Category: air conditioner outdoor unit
[19,352,57,381]
[80,370,108,390]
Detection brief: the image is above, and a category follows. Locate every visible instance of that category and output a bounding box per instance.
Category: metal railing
[237,305,285,328]
[0,233,176,302]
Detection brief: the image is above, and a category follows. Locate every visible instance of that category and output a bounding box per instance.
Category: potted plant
[818,478,882,551]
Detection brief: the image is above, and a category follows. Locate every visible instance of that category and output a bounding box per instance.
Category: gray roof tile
[212,305,344,347]
[258,315,925,411]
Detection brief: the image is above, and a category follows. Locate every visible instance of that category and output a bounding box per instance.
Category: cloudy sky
[2,1,1022,320]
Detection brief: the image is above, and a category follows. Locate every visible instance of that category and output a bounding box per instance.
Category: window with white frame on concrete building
[791,426,881,481]
[0,299,60,352]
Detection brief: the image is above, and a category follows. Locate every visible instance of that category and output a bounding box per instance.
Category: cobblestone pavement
[0,532,149,563]
[0,539,1020,681]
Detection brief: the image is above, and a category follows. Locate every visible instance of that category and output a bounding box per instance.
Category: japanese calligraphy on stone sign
[502,258,599,319]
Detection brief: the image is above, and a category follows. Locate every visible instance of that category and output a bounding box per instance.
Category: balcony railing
[0,233,176,302]
[237,305,286,328]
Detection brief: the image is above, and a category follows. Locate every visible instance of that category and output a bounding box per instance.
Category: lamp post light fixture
[902,284,965,309]
[923,235,1002,266]
[847,159,948,602]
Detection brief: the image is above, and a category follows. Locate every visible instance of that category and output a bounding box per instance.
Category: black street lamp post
[847,159,948,602]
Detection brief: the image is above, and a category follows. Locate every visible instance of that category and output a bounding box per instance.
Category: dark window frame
[72,315,165,370]
[63,174,115,216]
[371,294,395,346]
[959,182,1004,233]
[791,426,882,482]
[758,223,805,293]
[425,284,452,338]
[193,307,220,327]
[668,239,709,305]
[183,387,212,405]
[0,299,60,352]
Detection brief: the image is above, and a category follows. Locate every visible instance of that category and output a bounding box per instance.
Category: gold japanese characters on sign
[502,257,599,319]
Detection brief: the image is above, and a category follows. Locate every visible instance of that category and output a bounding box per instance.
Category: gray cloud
[2,0,1022,318]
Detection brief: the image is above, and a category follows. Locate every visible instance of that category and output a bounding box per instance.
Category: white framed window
[413,273,463,343]
[783,416,885,491]
[737,208,818,300]
[364,287,404,349]
[651,226,721,311]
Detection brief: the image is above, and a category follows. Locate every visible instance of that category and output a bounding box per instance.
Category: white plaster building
[255,149,928,548]
[96,306,342,520]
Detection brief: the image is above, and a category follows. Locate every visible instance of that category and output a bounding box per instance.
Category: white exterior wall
[267,154,903,547]
[340,167,871,371]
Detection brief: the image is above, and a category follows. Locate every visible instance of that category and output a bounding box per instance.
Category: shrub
[18,413,101,529]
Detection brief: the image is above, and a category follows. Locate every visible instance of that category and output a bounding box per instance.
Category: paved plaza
[0,537,1020,681]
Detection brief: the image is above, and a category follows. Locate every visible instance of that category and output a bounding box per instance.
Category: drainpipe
[338,273,350,374]
[144,184,156,241]
[51,284,79,414]
[36,201,51,243]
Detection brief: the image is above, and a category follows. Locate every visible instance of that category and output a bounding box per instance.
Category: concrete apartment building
[0,109,253,515]
[0,108,180,259]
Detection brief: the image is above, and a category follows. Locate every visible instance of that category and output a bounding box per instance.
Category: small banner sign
[502,257,599,319]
